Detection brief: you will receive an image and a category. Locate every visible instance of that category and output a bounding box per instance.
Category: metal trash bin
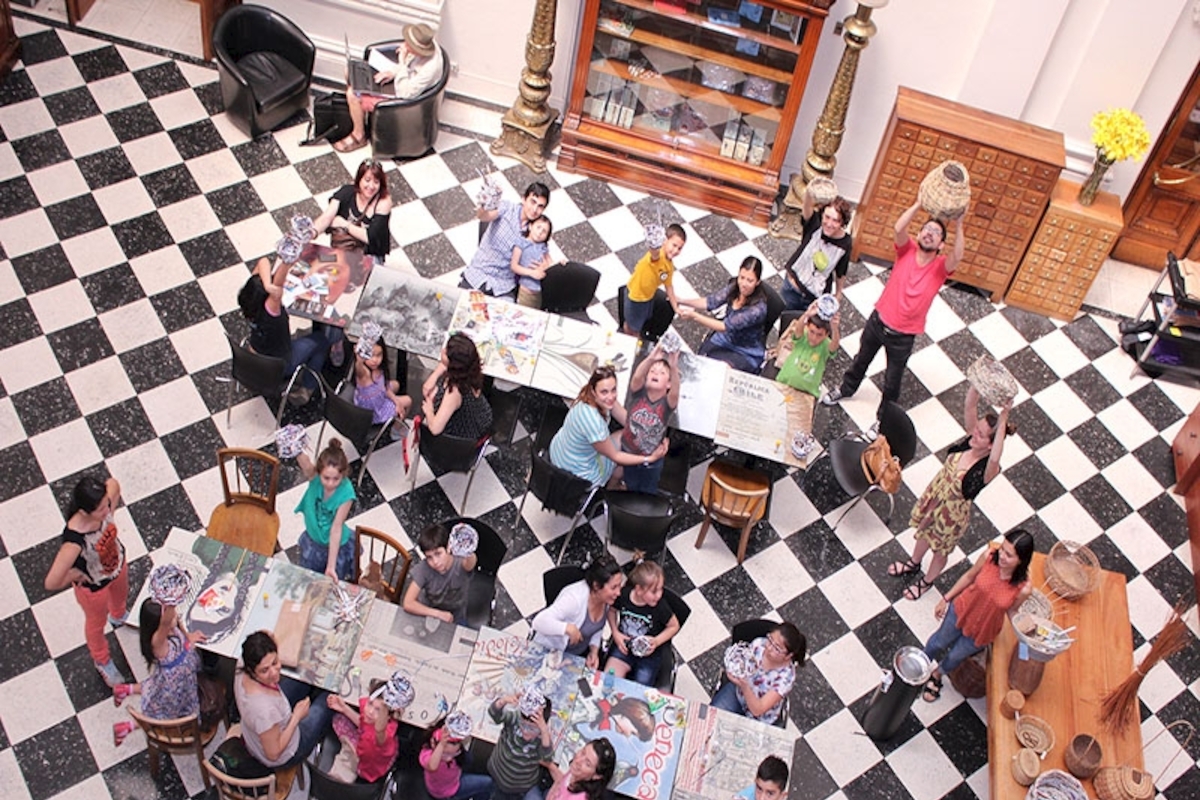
[860,646,934,741]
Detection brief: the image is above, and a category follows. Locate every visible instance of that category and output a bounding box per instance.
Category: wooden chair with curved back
[127,706,219,790]
[694,460,771,564]
[204,725,300,800]
[207,448,281,557]
[354,526,413,604]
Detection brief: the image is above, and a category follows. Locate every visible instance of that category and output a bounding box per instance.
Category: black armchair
[367,43,450,159]
[213,5,315,138]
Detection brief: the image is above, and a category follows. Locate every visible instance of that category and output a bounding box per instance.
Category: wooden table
[673,702,796,800]
[987,554,1143,800]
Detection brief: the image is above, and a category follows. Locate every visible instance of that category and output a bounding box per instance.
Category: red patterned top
[953,557,1026,645]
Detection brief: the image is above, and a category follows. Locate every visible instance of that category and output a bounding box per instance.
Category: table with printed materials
[282,242,377,327]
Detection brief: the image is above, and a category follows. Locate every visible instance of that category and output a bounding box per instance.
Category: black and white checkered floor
[1,15,1198,800]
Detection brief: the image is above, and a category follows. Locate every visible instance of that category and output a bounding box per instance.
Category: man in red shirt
[822,198,966,419]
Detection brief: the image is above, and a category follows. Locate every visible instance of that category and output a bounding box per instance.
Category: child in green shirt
[773,300,840,398]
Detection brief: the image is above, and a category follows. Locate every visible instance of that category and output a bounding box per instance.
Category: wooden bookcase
[851,87,1066,300]
[1005,178,1123,321]
[0,0,19,83]
[559,0,833,226]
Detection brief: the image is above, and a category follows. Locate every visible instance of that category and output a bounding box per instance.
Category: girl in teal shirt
[295,438,356,580]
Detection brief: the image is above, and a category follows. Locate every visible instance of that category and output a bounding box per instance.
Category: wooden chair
[354,526,413,604]
[694,461,771,564]
[127,707,219,790]
[207,447,281,557]
[204,725,300,800]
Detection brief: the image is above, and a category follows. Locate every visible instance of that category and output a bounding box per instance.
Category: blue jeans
[624,296,654,334]
[608,648,662,686]
[621,458,664,494]
[298,530,355,581]
[444,773,493,800]
[780,277,817,313]
[710,680,746,715]
[288,323,344,389]
[279,677,333,767]
[838,309,914,416]
[923,602,982,676]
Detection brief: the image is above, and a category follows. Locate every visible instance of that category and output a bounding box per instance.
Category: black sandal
[904,577,935,601]
[922,674,943,702]
[888,559,921,577]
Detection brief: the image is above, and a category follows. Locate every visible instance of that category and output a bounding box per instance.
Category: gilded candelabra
[491,0,559,172]
[770,0,887,239]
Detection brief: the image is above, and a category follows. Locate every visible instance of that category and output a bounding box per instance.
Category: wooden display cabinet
[0,0,19,83]
[1005,177,1123,321]
[559,0,834,225]
[852,87,1066,300]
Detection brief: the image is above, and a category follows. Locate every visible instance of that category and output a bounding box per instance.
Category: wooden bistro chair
[204,725,300,800]
[207,447,281,557]
[694,460,771,564]
[354,526,413,604]
[127,707,220,790]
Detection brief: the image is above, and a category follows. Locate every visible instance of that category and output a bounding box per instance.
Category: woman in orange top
[920,529,1034,702]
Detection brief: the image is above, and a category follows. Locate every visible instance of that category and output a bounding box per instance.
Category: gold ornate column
[770,0,888,239]
[491,0,559,172]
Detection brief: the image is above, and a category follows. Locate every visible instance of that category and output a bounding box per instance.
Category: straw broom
[1100,598,1194,733]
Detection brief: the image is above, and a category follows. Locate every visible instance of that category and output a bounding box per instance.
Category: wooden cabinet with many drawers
[851,87,1066,300]
[1005,178,1123,320]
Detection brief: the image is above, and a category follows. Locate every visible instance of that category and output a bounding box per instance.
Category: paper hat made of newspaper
[371,671,416,711]
[149,564,192,607]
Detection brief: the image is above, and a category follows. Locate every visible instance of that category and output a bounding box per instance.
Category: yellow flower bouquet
[1090,108,1151,163]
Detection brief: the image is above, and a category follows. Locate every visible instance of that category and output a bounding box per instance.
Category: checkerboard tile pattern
[1,15,1198,800]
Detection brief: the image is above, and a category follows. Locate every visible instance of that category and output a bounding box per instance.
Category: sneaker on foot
[113,720,136,747]
[113,683,134,707]
[865,421,880,441]
[96,659,124,688]
[820,387,844,406]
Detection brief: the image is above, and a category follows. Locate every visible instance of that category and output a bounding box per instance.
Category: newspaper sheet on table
[349,267,461,359]
[530,315,636,400]
[281,243,374,327]
[346,602,478,727]
[713,370,819,467]
[450,291,548,384]
[672,703,795,800]
[672,352,727,439]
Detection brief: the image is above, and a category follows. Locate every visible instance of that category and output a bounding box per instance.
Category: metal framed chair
[655,588,691,692]
[829,401,916,527]
[711,618,789,728]
[354,526,413,604]
[126,707,219,790]
[540,261,601,321]
[617,285,676,342]
[518,448,602,566]
[220,334,304,428]
[411,428,491,514]
[604,490,675,563]
[694,460,771,564]
[452,517,507,629]
[656,438,691,504]
[543,564,586,606]
[207,447,281,557]
[313,376,394,491]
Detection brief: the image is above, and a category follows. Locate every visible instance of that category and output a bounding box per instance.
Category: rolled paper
[355,320,384,360]
[290,214,317,242]
[477,173,503,211]
[149,564,191,607]
[658,329,683,354]
[275,424,308,459]
[444,709,473,739]
[448,523,478,557]
[373,671,415,711]
[517,684,545,718]
[276,231,304,264]
[723,642,756,680]
[630,636,653,658]
[644,222,666,250]
[790,431,816,460]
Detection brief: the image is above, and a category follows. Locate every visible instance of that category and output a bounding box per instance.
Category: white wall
[275,0,1200,205]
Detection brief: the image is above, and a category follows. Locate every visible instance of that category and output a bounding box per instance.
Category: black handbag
[302,91,353,146]
[210,736,272,780]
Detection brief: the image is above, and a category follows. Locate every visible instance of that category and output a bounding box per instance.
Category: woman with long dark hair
[920,529,1034,702]
[313,158,393,259]
[710,621,805,726]
[532,556,624,670]
[417,332,493,440]
[678,256,770,373]
[541,738,616,800]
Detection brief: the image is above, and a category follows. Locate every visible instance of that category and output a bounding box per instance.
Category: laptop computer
[345,35,386,96]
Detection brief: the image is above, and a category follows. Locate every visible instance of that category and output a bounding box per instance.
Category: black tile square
[841,759,910,800]
[626,196,685,230]
[102,733,194,799]
[565,179,622,217]
[294,152,354,196]
[1163,767,1200,800]
[0,441,47,502]
[0,175,40,219]
[0,69,39,106]
[178,229,242,278]
[141,162,202,207]
[1071,474,1133,530]
[503,164,560,196]
[15,29,67,66]
[690,213,749,254]
[788,738,839,800]
[940,284,997,325]
[681,256,736,298]
[1062,315,1117,360]
[1068,416,1126,470]
[422,185,478,230]
[0,609,52,682]
[14,717,99,800]
[42,86,102,126]
[1003,347,1058,396]
[554,220,610,264]
[1000,305,1057,342]
[119,337,188,394]
[85,397,157,458]
[1133,435,1177,489]
[56,644,130,713]
[160,417,226,481]
[854,608,923,669]
[777,587,849,654]
[44,193,107,240]
[927,701,991,777]
[1083,532,1138,582]
[148,281,215,333]
[112,211,174,259]
[206,180,268,226]
[80,263,145,314]
[1004,454,1066,510]
[76,146,137,190]
[698,566,773,629]
[194,81,224,116]
[192,361,239,415]
[230,136,291,177]
[166,117,226,159]
[45,318,115,372]
[1139,494,1188,550]
[2,295,45,348]
[73,45,129,82]
[1010,396,1063,451]
[12,129,72,172]
[106,102,164,143]
[269,199,324,237]
[1128,382,1185,431]
[936,327,989,372]
[406,233,466,279]
[1064,364,1122,414]
[128,483,204,553]
[787,659,844,734]
[10,377,83,436]
[1142,554,1196,609]
[132,60,190,99]
[439,141,496,183]
[385,169,418,205]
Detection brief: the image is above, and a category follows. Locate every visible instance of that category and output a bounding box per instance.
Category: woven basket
[806,176,838,206]
[1011,748,1040,787]
[967,354,1019,407]
[1045,541,1100,600]
[1063,734,1102,780]
[1094,766,1154,800]
[1019,589,1054,619]
[1015,714,1055,756]
[918,160,971,220]
[1026,770,1087,800]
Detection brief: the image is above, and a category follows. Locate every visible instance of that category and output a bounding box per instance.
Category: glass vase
[1078,152,1114,206]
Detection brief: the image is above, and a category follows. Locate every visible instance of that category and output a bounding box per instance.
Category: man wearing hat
[335,23,444,152]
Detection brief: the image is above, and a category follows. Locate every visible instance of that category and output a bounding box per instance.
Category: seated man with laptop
[335,23,444,153]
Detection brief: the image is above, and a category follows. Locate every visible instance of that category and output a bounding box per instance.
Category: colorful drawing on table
[281,243,374,327]
[713,370,819,468]
[349,603,478,728]
[672,351,727,439]
[554,672,687,800]
[182,534,270,658]
[457,627,590,744]
[349,268,461,359]
[529,315,636,400]
[449,291,548,384]
[672,703,795,800]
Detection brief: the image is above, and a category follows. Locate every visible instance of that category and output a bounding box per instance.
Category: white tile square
[905,397,964,457]
[440,461,508,518]
[921,295,966,343]
[98,298,168,354]
[0,397,24,451]
[149,87,208,130]
[0,746,32,800]
[0,661,77,743]
[0,208,58,258]
[0,335,63,394]
[25,159,90,207]
[198,264,251,318]
[215,398,281,448]
[29,417,105,483]
[741,541,812,607]
[224,214,285,261]
[31,589,87,659]
[0,141,18,182]
[668,522,737,586]
[812,633,883,704]
[170,317,234,374]
[1034,435,1096,491]
[1033,381,1093,434]
[398,154,460,198]
[907,344,964,397]
[66,356,138,416]
[1031,329,1089,378]
[767,475,821,536]
[158,194,222,243]
[128,245,194,296]
[24,57,87,100]
[389,199,442,247]
[27,280,96,334]
[1097,400,1158,451]
[87,72,146,113]
[818,562,889,630]
[968,311,1027,360]
[0,261,19,306]
[62,227,128,277]
[1125,575,1175,640]
[92,177,156,225]
[0,555,29,621]
[58,114,122,158]
[105,439,179,504]
[804,708,881,786]
[138,376,210,436]
[886,730,965,800]
[671,589,728,662]
[972,476,1035,532]
[499,547,556,619]
[1037,494,1102,545]
[1102,454,1165,512]
[187,148,249,194]
[1104,513,1171,573]
[249,166,314,212]
[122,130,183,175]
[0,485,69,554]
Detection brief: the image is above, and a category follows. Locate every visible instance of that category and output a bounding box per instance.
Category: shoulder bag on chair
[301,91,353,146]
[861,435,902,494]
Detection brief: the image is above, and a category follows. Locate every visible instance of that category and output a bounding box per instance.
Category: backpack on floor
[301,91,353,146]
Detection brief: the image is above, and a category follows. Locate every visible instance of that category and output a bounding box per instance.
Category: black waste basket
[860,646,934,741]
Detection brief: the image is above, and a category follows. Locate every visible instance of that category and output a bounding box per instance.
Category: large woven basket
[918,160,971,220]
[1045,540,1100,600]
[1015,714,1055,756]
[1026,770,1087,800]
[1094,766,1154,800]
[806,176,838,206]
[967,354,1019,407]
[1063,733,1102,780]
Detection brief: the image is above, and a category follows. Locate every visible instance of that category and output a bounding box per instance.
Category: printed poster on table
[672,703,795,800]
[457,627,590,745]
[555,672,687,800]
[450,292,548,384]
[281,243,375,327]
[713,369,818,468]
[350,268,461,359]
[530,315,636,400]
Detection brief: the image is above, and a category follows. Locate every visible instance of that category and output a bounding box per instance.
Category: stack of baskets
[1045,540,1100,600]
[918,160,971,220]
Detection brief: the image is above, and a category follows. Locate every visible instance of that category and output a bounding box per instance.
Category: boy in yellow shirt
[623,223,686,337]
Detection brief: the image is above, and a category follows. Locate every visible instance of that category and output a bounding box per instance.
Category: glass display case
[560,0,834,225]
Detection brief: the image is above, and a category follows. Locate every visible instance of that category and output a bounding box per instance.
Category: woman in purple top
[679,257,769,373]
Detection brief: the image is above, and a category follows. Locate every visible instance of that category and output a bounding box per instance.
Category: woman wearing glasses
[549,366,669,488]
[711,622,805,726]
